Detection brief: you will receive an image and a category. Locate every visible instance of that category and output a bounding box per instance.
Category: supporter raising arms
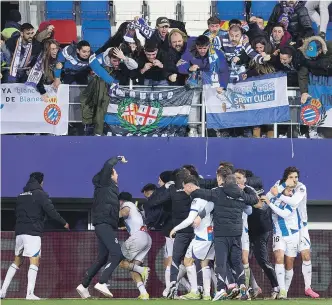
[80,47,138,136]
[53,40,91,87]
[178,35,229,93]
[218,24,270,82]
[134,16,187,52]
[6,23,43,83]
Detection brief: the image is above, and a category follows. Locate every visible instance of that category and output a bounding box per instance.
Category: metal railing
[68,84,301,138]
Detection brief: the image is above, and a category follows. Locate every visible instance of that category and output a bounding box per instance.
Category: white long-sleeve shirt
[173,198,214,241]
[269,196,300,237]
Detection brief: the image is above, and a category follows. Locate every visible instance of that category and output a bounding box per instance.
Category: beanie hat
[159,171,173,183]
[118,192,133,202]
[38,21,52,32]
[9,10,21,23]
[30,172,44,184]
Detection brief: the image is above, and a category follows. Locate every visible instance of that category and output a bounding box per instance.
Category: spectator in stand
[80,47,137,136]
[270,23,292,52]
[242,37,276,80]
[25,39,60,102]
[119,29,142,63]
[265,1,314,47]
[204,16,227,46]
[305,0,332,40]
[96,21,143,55]
[1,35,11,81]
[178,35,229,93]
[218,24,270,82]
[53,40,91,87]
[131,40,167,86]
[298,36,332,104]
[1,9,21,40]
[134,16,187,52]
[279,46,304,88]
[247,16,268,41]
[6,23,42,83]
[164,29,195,86]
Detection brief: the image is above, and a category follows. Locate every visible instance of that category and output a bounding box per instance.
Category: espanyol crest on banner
[300,75,332,127]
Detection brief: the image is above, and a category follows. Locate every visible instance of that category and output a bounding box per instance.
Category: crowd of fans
[1,1,331,137]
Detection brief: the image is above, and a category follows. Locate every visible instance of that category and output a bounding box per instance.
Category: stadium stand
[45,0,75,20]
[49,20,77,45]
[80,0,110,20]
[81,20,111,51]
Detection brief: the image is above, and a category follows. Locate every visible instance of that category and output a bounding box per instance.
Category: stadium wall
[1,231,332,298]
[1,136,332,200]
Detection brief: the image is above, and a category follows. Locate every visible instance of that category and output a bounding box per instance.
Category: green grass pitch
[2,299,332,305]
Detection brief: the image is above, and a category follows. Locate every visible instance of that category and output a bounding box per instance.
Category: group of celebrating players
[0,156,319,301]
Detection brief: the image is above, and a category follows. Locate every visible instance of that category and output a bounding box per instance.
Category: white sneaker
[309,130,324,139]
[298,134,307,138]
[162,287,170,298]
[188,128,199,137]
[76,284,91,299]
[94,282,113,298]
[278,134,287,138]
[26,294,41,300]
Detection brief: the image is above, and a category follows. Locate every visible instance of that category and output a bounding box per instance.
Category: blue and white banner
[300,75,332,127]
[106,87,194,136]
[205,73,290,128]
[1,84,69,135]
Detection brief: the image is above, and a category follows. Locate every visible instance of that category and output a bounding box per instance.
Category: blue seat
[80,1,110,20]
[250,0,277,21]
[45,1,75,20]
[215,0,245,21]
[82,20,111,51]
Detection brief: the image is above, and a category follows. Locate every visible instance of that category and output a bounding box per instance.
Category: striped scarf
[25,52,44,88]
[9,36,32,79]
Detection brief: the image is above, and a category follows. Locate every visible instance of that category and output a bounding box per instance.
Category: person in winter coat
[163,29,196,86]
[265,1,314,46]
[130,40,168,86]
[297,36,332,103]
[76,156,128,299]
[81,47,137,136]
[178,35,229,92]
[0,172,68,300]
[1,9,21,40]
[6,23,43,83]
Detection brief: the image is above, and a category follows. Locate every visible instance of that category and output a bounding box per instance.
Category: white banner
[1,84,69,135]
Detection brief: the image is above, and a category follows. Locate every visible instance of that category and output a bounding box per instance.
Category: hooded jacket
[91,156,121,229]
[15,177,66,236]
[1,21,20,40]
[297,36,332,93]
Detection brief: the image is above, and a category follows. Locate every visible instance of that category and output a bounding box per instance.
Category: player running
[118,192,152,300]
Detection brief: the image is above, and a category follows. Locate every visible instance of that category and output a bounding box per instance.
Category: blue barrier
[1,136,331,200]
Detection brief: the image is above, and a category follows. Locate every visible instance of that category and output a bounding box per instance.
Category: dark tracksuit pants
[250,231,279,288]
[170,232,193,283]
[82,224,123,287]
[214,236,244,291]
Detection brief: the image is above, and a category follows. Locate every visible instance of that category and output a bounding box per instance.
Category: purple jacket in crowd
[177,43,229,88]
